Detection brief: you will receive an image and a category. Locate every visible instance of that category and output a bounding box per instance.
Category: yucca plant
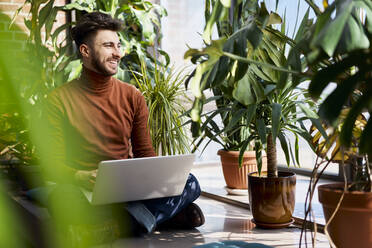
[132,62,191,155]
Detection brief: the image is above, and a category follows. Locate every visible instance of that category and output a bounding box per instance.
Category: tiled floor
[192,162,333,224]
[95,163,330,248]
[96,196,329,248]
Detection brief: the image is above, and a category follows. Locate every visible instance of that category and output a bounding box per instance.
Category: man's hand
[74,169,97,191]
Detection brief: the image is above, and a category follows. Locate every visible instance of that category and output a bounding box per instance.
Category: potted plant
[185,0,318,226]
[296,0,372,247]
[184,0,274,190]
[131,61,191,155]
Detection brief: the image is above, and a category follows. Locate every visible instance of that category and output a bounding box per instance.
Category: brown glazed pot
[218,149,266,189]
[248,171,296,225]
[318,183,372,248]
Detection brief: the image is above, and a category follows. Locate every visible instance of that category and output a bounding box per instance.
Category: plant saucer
[251,218,294,229]
[224,186,248,195]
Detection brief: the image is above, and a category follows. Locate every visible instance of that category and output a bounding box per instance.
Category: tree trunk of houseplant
[267,133,278,178]
[247,132,296,228]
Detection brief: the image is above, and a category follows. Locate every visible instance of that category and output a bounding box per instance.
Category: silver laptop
[83,154,195,205]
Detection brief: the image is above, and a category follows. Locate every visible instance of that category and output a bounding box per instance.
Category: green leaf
[255,141,263,175]
[256,118,267,145]
[232,74,255,106]
[244,22,263,49]
[340,94,371,146]
[261,38,283,67]
[158,49,170,67]
[258,2,270,26]
[65,59,82,81]
[225,108,246,132]
[238,136,255,167]
[294,133,300,166]
[362,3,372,35]
[220,0,231,8]
[308,53,359,99]
[310,118,328,140]
[203,0,223,44]
[319,70,363,124]
[250,78,265,102]
[51,22,71,43]
[271,103,282,145]
[212,56,231,87]
[294,8,310,42]
[264,85,276,96]
[311,1,353,57]
[245,104,257,125]
[205,95,223,104]
[131,7,157,45]
[278,131,290,165]
[205,62,219,89]
[298,103,318,119]
[336,13,370,54]
[233,28,249,82]
[191,98,203,122]
[201,107,229,131]
[64,2,95,12]
[267,12,282,26]
[360,116,372,155]
[45,7,58,41]
[191,121,201,137]
[249,64,272,82]
[205,0,211,24]
[39,0,55,28]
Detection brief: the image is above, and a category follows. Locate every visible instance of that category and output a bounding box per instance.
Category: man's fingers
[90,170,97,179]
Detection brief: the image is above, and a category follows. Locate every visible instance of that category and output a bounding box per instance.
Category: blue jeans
[27,173,201,233]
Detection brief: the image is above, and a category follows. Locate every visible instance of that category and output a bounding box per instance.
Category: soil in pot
[318,183,372,248]
[248,171,296,228]
[218,149,267,189]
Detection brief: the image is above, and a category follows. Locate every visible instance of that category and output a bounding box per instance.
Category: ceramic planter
[218,149,266,189]
[248,171,296,228]
[318,183,372,248]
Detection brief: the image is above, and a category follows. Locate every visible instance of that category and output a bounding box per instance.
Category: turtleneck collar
[79,66,113,94]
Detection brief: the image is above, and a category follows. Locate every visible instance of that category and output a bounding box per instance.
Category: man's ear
[80,44,90,58]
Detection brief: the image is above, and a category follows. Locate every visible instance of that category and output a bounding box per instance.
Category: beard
[91,51,118,76]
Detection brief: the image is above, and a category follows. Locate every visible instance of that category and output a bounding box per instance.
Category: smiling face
[80,30,122,76]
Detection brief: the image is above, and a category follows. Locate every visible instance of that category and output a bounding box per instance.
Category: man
[42,12,204,242]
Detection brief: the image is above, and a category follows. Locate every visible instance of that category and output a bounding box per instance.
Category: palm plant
[131,62,191,155]
[304,0,372,180]
[289,1,372,246]
[185,0,317,177]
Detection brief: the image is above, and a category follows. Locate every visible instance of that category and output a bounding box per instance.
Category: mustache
[108,56,120,62]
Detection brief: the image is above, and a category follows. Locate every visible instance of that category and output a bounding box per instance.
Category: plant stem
[305,0,322,16]
[267,132,278,177]
[223,52,301,75]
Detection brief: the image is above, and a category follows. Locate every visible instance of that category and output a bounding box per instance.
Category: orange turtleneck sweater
[45,67,156,179]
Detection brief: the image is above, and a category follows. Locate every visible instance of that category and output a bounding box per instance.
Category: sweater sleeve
[42,92,77,183]
[131,90,156,158]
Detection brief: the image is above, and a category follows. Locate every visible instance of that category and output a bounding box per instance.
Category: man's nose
[113,46,122,58]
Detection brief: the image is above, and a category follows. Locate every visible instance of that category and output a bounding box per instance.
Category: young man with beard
[42,12,204,244]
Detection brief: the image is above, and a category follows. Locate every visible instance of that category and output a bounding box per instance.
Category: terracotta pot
[248,171,296,225]
[218,149,266,189]
[318,183,372,248]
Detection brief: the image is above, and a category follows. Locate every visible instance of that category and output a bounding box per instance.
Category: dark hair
[71,12,123,51]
